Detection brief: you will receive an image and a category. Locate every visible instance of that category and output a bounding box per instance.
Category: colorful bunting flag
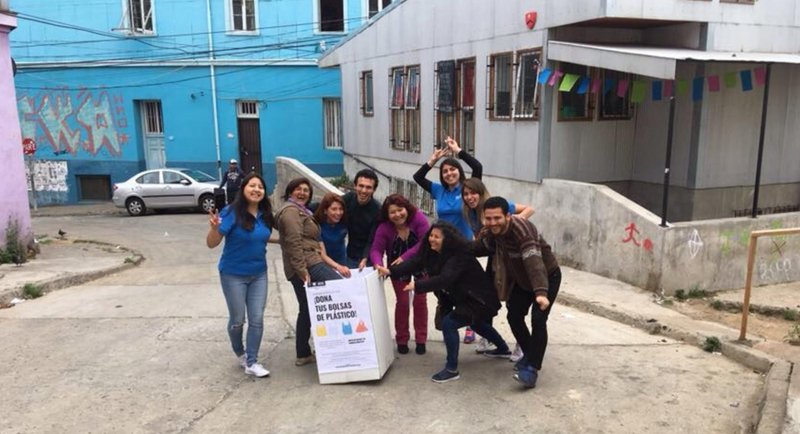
[590,78,602,94]
[753,66,767,86]
[664,80,673,98]
[676,79,689,95]
[617,79,630,98]
[707,75,721,92]
[576,77,591,94]
[548,70,564,86]
[723,72,737,88]
[559,73,580,92]
[652,81,663,101]
[631,81,646,103]
[692,77,704,102]
[603,78,614,95]
[537,68,553,85]
[740,70,753,91]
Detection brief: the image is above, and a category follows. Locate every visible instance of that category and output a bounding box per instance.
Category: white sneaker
[475,337,497,354]
[237,354,247,368]
[244,362,270,378]
[509,344,524,362]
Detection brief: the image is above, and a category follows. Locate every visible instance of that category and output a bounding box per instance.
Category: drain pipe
[206,0,222,180]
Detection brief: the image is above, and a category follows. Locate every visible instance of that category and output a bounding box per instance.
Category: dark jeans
[290,262,342,358]
[346,256,372,269]
[441,312,509,372]
[225,188,239,205]
[506,268,561,370]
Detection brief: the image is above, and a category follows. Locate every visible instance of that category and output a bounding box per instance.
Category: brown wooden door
[237,117,262,176]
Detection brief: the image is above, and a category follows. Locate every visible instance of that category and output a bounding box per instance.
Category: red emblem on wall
[525,11,537,30]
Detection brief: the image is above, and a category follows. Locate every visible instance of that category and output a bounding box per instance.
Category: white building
[319,0,800,293]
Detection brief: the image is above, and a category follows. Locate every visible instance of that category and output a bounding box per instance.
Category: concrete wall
[273,157,342,207]
[0,10,32,248]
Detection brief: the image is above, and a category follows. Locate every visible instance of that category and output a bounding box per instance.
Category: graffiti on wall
[622,222,654,253]
[17,89,130,157]
[25,160,69,205]
[687,229,704,259]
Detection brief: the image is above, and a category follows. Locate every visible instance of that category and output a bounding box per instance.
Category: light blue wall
[11,0,369,204]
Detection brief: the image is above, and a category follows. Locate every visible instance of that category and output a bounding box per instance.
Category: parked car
[113,168,220,216]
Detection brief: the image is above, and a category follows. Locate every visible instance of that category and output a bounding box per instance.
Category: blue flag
[692,77,704,102]
[652,81,663,101]
[576,77,591,94]
[537,68,553,85]
[740,70,753,91]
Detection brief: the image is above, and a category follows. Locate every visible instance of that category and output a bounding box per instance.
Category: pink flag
[617,79,630,98]
[663,80,673,98]
[707,75,721,92]
[548,70,564,87]
[754,67,767,86]
[590,77,602,94]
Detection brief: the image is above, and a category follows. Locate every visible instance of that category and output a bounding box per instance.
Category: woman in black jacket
[376,221,511,383]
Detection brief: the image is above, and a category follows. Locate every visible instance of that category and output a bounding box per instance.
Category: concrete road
[0,214,765,433]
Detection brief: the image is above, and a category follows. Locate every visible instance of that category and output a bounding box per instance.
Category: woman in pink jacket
[369,194,431,355]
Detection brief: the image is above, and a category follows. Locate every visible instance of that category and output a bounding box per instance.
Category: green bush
[782,309,798,322]
[703,336,722,353]
[22,283,43,299]
[0,220,24,265]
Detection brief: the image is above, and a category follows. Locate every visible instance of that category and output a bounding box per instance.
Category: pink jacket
[368,211,430,266]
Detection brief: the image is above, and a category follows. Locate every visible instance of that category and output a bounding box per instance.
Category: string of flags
[537,66,768,102]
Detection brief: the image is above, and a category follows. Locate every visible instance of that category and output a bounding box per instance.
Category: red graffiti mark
[771,239,787,257]
[622,223,641,246]
[118,133,129,144]
[643,238,653,252]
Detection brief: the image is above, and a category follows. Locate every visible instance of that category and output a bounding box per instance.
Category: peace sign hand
[208,208,221,230]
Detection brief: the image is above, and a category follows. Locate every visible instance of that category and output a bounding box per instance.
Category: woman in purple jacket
[369,194,431,355]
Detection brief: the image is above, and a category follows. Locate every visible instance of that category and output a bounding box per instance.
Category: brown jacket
[275,201,324,280]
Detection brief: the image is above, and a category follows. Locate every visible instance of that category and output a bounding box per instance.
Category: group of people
[205,137,561,389]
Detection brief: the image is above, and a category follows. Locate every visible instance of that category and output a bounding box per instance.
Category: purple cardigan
[368,210,430,267]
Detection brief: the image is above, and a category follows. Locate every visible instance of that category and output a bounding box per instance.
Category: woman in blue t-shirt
[313,192,351,278]
[413,136,483,344]
[206,173,273,378]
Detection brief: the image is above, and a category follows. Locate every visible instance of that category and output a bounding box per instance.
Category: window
[599,70,632,120]
[237,100,259,118]
[368,0,392,18]
[434,59,476,153]
[458,59,476,154]
[435,60,456,150]
[318,0,345,32]
[323,98,343,150]
[488,53,513,119]
[136,172,160,184]
[230,0,257,32]
[163,171,189,184]
[514,50,541,119]
[124,0,154,34]
[388,66,420,152]
[142,101,163,133]
[405,66,421,152]
[390,67,405,150]
[558,62,593,121]
[360,71,374,116]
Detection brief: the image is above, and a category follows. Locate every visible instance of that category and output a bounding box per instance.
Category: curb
[0,240,144,306]
[558,291,791,434]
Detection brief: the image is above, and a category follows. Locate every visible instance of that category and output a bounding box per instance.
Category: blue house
[11,0,393,205]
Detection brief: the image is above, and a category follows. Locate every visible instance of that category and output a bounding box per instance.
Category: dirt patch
[669,299,800,361]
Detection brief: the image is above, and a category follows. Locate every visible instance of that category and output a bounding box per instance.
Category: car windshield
[179,169,217,183]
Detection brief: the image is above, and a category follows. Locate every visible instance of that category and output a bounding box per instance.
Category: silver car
[113,168,220,216]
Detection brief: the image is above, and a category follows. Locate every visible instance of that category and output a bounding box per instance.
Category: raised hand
[428,147,447,166]
[445,136,462,155]
[208,209,221,230]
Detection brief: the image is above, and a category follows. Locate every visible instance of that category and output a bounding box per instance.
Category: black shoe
[415,344,426,355]
[431,368,460,383]
[398,344,409,354]
[483,347,512,359]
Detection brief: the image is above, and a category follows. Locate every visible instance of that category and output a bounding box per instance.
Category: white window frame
[314,0,348,34]
[323,98,343,150]
[121,0,156,36]
[237,100,260,119]
[363,0,392,19]
[226,0,259,34]
[360,70,374,116]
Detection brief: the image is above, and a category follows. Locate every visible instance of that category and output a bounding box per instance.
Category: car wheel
[199,194,215,213]
[126,197,146,216]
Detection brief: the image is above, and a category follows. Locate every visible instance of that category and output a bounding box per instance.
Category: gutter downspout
[206,0,222,180]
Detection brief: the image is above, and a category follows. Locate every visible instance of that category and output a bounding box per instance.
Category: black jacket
[390,251,500,322]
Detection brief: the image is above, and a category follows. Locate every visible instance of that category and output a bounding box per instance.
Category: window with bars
[488,53,514,119]
[237,100,259,118]
[230,0,256,32]
[143,101,163,134]
[405,66,421,153]
[599,70,632,120]
[558,62,593,121]
[391,178,434,215]
[368,0,393,18]
[458,59,476,154]
[360,70,374,116]
[390,67,405,150]
[126,0,154,34]
[514,50,541,120]
[319,0,345,32]
[323,98,343,150]
[434,58,476,154]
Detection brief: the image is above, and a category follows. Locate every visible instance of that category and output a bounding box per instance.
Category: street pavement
[0,212,787,433]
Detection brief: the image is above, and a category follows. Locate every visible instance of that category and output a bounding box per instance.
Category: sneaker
[398,344,409,354]
[295,354,316,366]
[483,347,512,358]
[512,356,528,372]
[463,328,476,344]
[514,365,538,388]
[244,363,270,378]
[509,344,524,363]
[475,338,497,354]
[415,344,426,355]
[431,368,460,383]
[237,354,247,368]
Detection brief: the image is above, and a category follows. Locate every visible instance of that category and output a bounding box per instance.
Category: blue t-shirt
[431,182,473,238]
[467,200,517,234]
[217,206,272,276]
[320,221,347,265]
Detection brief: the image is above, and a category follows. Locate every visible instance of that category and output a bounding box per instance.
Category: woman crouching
[376,221,511,383]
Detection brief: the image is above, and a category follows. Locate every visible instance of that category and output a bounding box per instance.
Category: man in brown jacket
[473,196,561,389]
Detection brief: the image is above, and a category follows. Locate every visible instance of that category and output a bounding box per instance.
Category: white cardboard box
[305,269,394,384]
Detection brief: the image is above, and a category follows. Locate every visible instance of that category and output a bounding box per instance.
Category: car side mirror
[180,179,191,186]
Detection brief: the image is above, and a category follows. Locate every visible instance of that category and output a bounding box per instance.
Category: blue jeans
[220,272,268,367]
[441,312,509,371]
[290,262,342,358]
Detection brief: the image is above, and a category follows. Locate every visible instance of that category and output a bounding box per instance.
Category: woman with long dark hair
[206,173,274,378]
[275,178,342,367]
[313,192,350,278]
[368,194,430,355]
[376,221,511,383]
